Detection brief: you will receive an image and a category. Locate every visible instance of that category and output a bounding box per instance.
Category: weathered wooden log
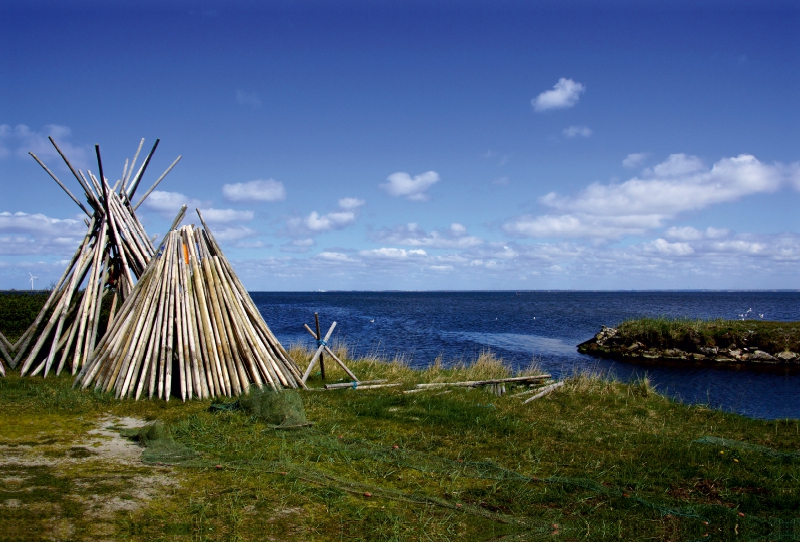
[325,379,387,389]
[414,375,552,389]
[521,382,564,404]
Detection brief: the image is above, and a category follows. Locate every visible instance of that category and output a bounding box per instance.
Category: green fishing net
[212,388,312,429]
[120,421,199,465]
[694,435,799,460]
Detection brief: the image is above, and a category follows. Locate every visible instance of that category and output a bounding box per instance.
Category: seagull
[28,272,38,291]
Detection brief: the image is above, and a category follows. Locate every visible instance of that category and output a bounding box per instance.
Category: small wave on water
[440,331,577,357]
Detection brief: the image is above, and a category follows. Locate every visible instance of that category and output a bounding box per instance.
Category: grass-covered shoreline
[2,346,799,541]
[3,295,800,539]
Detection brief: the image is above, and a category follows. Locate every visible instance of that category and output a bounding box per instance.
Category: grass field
[2,344,799,541]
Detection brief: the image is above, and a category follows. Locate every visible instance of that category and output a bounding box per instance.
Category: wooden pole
[314,312,326,380]
[126,138,159,199]
[132,155,182,211]
[29,153,91,216]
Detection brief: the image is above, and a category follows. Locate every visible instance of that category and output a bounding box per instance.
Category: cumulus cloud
[317,251,358,263]
[199,208,254,223]
[223,179,286,202]
[0,124,89,168]
[623,153,648,169]
[664,226,730,241]
[504,154,788,239]
[143,191,254,225]
[282,197,365,238]
[281,238,316,253]
[338,197,365,210]
[359,247,427,259]
[0,211,86,256]
[532,78,585,112]
[284,204,360,239]
[562,126,592,138]
[143,191,205,215]
[211,226,258,242]
[369,222,483,249]
[305,211,356,232]
[380,171,439,202]
[236,90,262,109]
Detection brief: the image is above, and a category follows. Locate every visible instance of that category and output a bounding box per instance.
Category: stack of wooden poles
[74,209,305,401]
[12,137,180,377]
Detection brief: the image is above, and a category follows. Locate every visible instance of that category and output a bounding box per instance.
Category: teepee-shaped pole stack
[74,208,305,400]
[14,138,180,377]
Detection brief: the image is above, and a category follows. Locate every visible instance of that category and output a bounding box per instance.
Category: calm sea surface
[251,291,800,420]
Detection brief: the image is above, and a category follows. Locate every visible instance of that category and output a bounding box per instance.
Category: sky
[1,0,799,291]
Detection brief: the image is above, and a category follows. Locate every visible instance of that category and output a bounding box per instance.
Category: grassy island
[579,318,800,367]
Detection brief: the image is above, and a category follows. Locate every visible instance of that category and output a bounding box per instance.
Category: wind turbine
[29,272,38,291]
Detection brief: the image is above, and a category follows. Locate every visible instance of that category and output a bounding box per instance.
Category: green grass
[615,317,800,353]
[0,291,51,342]
[2,348,799,541]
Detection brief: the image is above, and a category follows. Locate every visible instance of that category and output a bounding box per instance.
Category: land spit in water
[579,318,800,369]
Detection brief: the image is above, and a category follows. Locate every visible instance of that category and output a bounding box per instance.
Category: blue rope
[352,381,358,389]
[317,339,328,348]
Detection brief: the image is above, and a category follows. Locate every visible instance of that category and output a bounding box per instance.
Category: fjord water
[252,291,800,420]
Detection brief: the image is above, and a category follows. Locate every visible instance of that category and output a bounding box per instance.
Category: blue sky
[1,0,798,290]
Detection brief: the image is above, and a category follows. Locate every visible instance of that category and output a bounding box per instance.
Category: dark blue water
[251,291,800,420]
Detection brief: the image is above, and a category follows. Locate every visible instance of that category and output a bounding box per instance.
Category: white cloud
[285,210,356,237]
[338,197,365,210]
[317,251,357,263]
[199,208,254,223]
[492,176,510,186]
[210,226,257,242]
[380,171,440,202]
[664,226,730,241]
[143,193,253,225]
[532,78,585,112]
[369,222,483,249]
[282,197,365,238]
[281,238,316,253]
[645,238,695,256]
[143,190,205,215]
[0,124,90,168]
[622,153,648,169]
[0,211,86,256]
[359,248,427,259]
[562,126,592,138]
[223,179,286,202]
[505,154,787,239]
[236,90,262,109]
[305,211,356,231]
